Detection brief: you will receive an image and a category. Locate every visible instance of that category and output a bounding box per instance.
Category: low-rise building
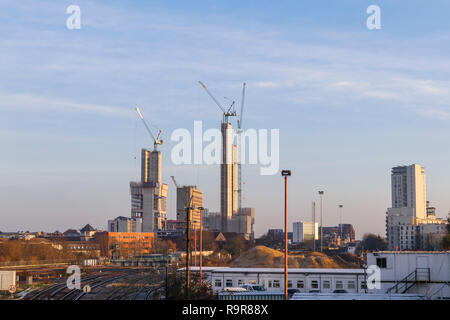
[321,224,355,246]
[366,251,449,299]
[107,216,142,233]
[227,208,255,240]
[94,231,154,258]
[188,267,366,294]
[80,224,97,241]
[293,221,318,244]
[63,229,81,241]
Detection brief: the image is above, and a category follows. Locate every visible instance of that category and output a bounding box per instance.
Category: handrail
[386,268,431,294]
[387,269,417,294]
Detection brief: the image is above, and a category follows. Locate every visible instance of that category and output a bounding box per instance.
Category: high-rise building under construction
[199,81,254,239]
[130,148,167,232]
[176,185,203,230]
[220,122,238,231]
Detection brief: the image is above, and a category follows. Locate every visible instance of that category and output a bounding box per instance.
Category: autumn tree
[360,233,387,252]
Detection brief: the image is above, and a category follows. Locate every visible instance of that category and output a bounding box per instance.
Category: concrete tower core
[220,122,238,231]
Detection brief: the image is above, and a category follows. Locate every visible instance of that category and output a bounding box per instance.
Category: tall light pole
[339,205,343,245]
[193,226,197,267]
[198,207,204,286]
[318,191,324,252]
[312,201,316,252]
[185,201,195,300]
[281,170,291,300]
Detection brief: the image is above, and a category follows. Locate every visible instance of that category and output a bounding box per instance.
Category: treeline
[0,239,80,263]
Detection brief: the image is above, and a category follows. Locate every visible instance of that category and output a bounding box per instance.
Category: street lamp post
[185,204,193,299]
[281,169,291,300]
[312,201,316,252]
[194,226,197,267]
[339,205,343,245]
[198,207,204,286]
[319,191,324,252]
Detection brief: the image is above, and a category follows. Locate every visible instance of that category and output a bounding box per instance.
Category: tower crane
[170,176,179,189]
[135,107,163,151]
[237,82,246,212]
[198,81,237,123]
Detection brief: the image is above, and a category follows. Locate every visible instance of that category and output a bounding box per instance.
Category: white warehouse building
[366,251,450,299]
[190,267,366,294]
[187,251,449,299]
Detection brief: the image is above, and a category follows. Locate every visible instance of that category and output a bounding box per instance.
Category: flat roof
[291,293,426,300]
[184,267,364,274]
[372,251,449,254]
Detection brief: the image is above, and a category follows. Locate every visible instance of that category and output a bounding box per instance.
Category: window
[336,281,343,289]
[376,257,387,268]
[249,280,257,284]
[348,281,355,289]
[238,279,244,286]
[268,280,272,288]
[288,280,292,288]
[323,280,330,289]
[273,280,280,288]
[214,279,222,287]
[311,280,318,289]
[297,280,304,288]
[225,279,233,287]
[361,281,367,289]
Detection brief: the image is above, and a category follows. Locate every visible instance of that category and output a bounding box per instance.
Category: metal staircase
[387,268,430,294]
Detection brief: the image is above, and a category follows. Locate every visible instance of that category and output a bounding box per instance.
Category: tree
[360,233,387,252]
[165,272,214,300]
[442,217,450,250]
[225,236,246,258]
[152,239,177,254]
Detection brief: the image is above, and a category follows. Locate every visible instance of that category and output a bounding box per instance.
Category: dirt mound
[229,246,359,268]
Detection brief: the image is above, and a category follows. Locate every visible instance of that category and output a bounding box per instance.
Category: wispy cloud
[0,93,133,117]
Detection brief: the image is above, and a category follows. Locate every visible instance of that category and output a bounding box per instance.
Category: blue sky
[0,0,449,238]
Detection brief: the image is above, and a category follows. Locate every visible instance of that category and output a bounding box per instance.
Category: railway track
[24,267,166,300]
[27,273,117,300]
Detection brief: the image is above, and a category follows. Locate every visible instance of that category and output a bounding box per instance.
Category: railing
[387,268,430,294]
[416,268,430,282]
[0,259,77,268]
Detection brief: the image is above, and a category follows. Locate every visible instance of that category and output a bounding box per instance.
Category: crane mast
[237,83,246,212]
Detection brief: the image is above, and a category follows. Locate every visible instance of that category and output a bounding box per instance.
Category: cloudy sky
[1,0,449,238]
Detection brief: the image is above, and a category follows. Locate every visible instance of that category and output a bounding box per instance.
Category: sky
[0,0,449,239]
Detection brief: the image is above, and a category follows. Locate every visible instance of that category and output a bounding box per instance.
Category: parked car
[223,287,248,292]
[333,289,348,293]
[239,284,266,291]
[288,289,300,297]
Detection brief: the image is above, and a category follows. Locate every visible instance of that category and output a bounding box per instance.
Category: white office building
[107,216,141,233]
[293,221,318,243]
[386,164,448,251]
